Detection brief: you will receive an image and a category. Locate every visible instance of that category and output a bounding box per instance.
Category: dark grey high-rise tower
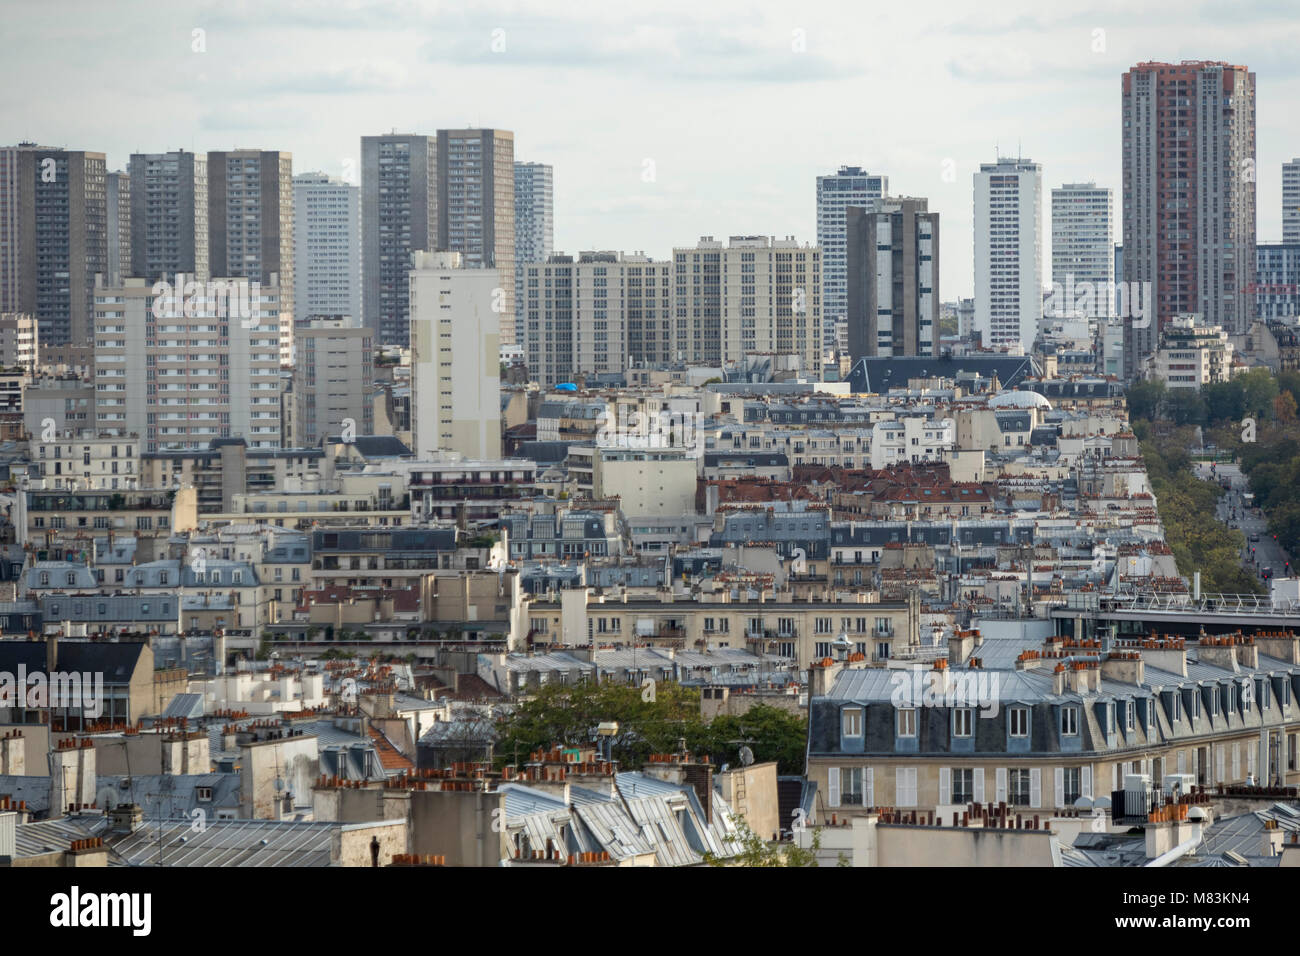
[437,128,515,348]
[128,149,207,281]
[846,197,939,360]
[2,145,107,346]
[105,170,131,287]
[207,149,294,364]
[361,134,436,346]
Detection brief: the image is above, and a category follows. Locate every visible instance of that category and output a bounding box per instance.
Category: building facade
[292,172,361,324]
[207,149,295,365]
[409,251,501,460]
[672,235,822,373]
[846,197,939,359]
[974,157,1042,352]
[128,149,208,282]
[817,167,888,351]
[2,145,108,347]
[523,251,672,387]
[437,128,515,349]
[361,134,437,347]
[294,318,374,446]
[94,276,284,451]
[1284,159,1300,244]
[1122,61,1256,379]
[513,161,553,350]
[1049,182,1113,313]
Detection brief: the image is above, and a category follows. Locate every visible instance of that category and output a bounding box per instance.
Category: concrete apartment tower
[1050,183,1113,305]
[845,197,939,360]
[295,318,374,447]
[207,149,295,365]
[437,128,515,349]
[128,149,208,281]
[1284,159,1300,244]
[816,167,888,352]
[409,251,501,460]
[361,134,436,346]
[293,171,361,324]
[514,161,553,352]
[523,251,672,387]
[94,277,283,451]
[974,156,1043,352]
[1121,61,1256,380]
[0,145,108,346]
[671,236,822,373]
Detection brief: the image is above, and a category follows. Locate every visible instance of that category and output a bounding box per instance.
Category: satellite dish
[739,745,755,767]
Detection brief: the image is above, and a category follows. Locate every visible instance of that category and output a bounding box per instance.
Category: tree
[1275,391,1298,424]
[1126,379,1166,421]
[702,705,807,775]
[1165,389,1207,426]
[1239,367,1280,421]
[493,679,710,769]
[703,817,821,867]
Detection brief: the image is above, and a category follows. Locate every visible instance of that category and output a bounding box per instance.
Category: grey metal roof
[110,818,336,867]
[161,693,205,720]
[13,815,119,862]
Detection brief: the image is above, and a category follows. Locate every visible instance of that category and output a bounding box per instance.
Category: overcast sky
[6,0,1299,298]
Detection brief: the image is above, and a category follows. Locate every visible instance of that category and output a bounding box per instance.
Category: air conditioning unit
[1122,773,1153,817]
[1163,774,1196,799]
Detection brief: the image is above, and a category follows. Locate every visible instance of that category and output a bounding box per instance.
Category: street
[1195,460,1292,585]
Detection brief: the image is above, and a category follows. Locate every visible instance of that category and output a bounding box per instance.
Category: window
[896,707,917,737]
[1061,707,1078,736]
[842,707,862,737]
[839,767,864,805]
[1062,767,1081,804]
[1010,707,1030,737]
[1126,701,1135,730]
[1009,768,1032,805]
[197,787,212,802]
[896,768,918,807]
[951,768,974,804]
[953,708,973,737]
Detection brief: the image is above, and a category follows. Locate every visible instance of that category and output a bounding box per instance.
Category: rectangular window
[1010,707,1030,737]
[839,767,864,805]
[953,708,973,737]
[896,708,917,737]
[1061,707,1078,736]
[951,768,974,804]
[841,707,862,737]
[1063,767,1081,805]
[1009,768,1032,805]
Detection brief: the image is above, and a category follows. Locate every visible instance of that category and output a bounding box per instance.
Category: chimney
[1263,819,1285,858]
[1144,819,1174,860]
[1252,631,1300,665]
[947,629,975,666]
[109,803,144,834]
[1101,652,1144,686]
[809,658,844,698]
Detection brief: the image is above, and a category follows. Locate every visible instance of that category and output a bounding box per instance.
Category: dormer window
[1061,706,1079,736]
[841,707,862,737]
[1010,707,1030,738]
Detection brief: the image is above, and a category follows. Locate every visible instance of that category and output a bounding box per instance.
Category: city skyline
[6,0,1300,303]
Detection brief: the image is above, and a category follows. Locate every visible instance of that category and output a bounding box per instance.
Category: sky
[5,0,1300,299]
